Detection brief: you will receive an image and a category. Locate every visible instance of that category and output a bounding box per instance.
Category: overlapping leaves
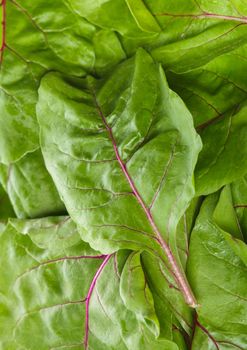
[1,0,247,349]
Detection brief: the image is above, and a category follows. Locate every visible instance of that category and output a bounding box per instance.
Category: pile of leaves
[0,1,247,349]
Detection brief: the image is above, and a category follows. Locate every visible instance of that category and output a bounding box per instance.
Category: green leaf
[37,48,201,250]
[0,149,66,218]
[176,197,202,269]
[125,0,161,33]
[231,175,247,241]
[167,46,247,128]
[213,185,243,240]
[166,47,247,195]
[187,194,247,349]
[0,0,97,165]
[0,218,179,350]
[195,102,247,195]
[151,22,247,73]
[9,216,80,254]
[120,251,159,336]
[67,0,158,38]
[37,48,201,306]
[0,184,15,233]
[0,184,14,219]
[141,251,194,335]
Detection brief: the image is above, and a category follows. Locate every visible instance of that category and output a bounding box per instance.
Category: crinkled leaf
[37,48,201,259]
[176,197,202,269]
[0,0,97,164]
[231,175,247,242]
[0,183,14,219]
[187,194,247,349]
[141,251,194,335]
[195,101,247,195]
[67,0,158,38]
[0,218,179,350]
[213,185,243,240]
[0,184,14,233]
[167,46,247,128]
[119,251,159,336]
[166,47,247,195]
[0,149,65,218]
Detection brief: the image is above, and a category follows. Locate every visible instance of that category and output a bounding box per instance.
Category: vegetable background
[0,1,247,349]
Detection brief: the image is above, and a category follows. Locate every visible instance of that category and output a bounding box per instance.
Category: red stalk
[0,0,6,64]
[92,94,198,308]
[84,254,113,349]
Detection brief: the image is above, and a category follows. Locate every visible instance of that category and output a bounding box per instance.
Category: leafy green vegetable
[0,149,65,218]
[188,194,247,349]
[0,218,181,350]
[37,48,201,306]
[1,0,247,349]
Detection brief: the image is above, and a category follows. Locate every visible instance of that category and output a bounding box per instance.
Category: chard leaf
[187,194,247,349]
[67,0,158,38]
[0,218,179,350]
[0,183,14,219]
[165,47,247,195]
[213,186,243,240]
[151,22,247,73]
[0,149,65,218]
[119,251,159,336]
[37,48,202,306]
[141,251,194,335]
[176,197,202,269]
[194,102,247,195]
[231,175,247,241]
[167,46,247,128]
[0,184,14,232]
[125,0,161,33]
[0,0,97,165]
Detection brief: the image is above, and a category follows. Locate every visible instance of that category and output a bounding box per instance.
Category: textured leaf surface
[37,49,201,255]
[37,49,202,307]
[231,176,247,242]
[188,194,247,349]
[0,0,96,165]
[0,149,65,218]
[194,102,247,195]
[0,184,14,232]
[166,46,247,195]
[1,0,247,348]
[0,218,180,350]
[119,250,159,336]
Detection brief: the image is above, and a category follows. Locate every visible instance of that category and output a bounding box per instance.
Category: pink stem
[155,11,247,24]
[196,320,220,350]
[0,0,6,63]
[84,254,113,349]
[93,96,197,308]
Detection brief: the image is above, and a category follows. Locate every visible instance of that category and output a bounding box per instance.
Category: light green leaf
[120,251,159,336]
[165,47,247,195]
[37,48,201,306]
[195,102,247,195]
[0,218,179,350]
[0,0,97,165]
[176,197,202,269]
[231,175,247,241]
[151,22,247,73]
[37,49,201,253]
[0,149,66,218]
[0,184,15,233]
[125,0,161,33]
[141,251,194,335]
[67,0,157,38]
[187,194,247,349]
[213,185,243,240]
